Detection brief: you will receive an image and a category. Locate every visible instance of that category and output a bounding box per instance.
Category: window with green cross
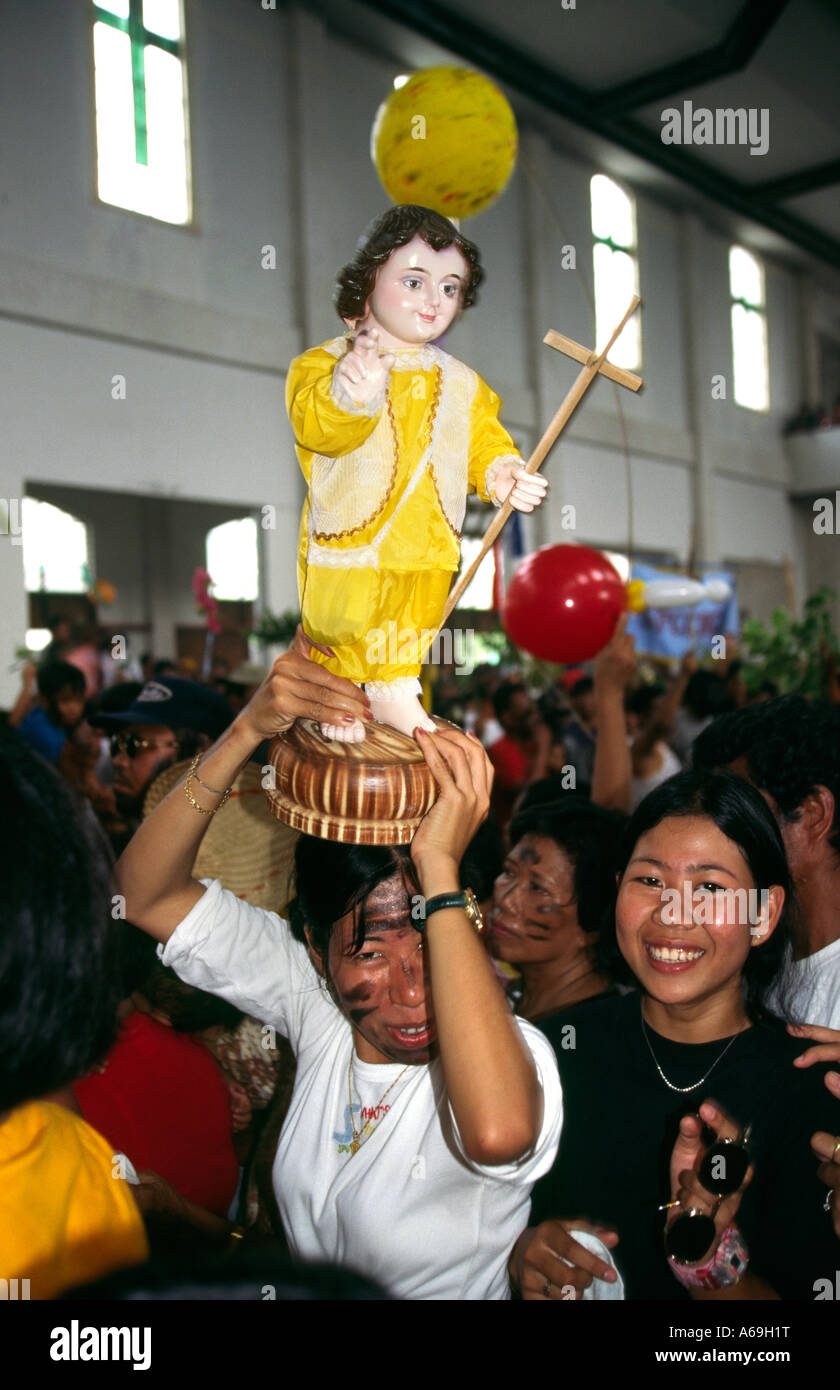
[590,173,641,372]
[92,0,192,224]
[729,246,769,411]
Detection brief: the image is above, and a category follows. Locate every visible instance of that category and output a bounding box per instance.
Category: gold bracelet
[184,753,231,816]
[193,766,226,796]
[226,1224,246,1256]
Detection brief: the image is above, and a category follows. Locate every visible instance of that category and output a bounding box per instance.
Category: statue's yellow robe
[287,337,521,685]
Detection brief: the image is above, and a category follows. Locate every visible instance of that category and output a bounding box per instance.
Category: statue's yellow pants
[301,567,452,685]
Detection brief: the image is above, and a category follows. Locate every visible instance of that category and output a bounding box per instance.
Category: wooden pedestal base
[264,716,448,844]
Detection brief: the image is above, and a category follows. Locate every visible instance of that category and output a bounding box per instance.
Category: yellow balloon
[372,67,517,220]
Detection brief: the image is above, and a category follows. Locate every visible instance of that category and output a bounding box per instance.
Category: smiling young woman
[115,667,562,1301]
[511,771,840,1301]
[615,807,785,1043]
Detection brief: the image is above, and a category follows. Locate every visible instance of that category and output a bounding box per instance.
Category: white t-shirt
[630,743,682,810]
[160,879,563,1300]
[767,936,840,1029]
[479,716,504,749]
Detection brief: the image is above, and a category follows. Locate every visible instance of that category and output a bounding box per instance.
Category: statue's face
[350,235,467,349]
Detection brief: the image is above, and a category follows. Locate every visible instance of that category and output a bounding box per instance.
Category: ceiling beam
[350,0,840,268]
[746,158,840,203]
[592,0,791,118]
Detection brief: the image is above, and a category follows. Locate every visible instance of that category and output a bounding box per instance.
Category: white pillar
[0,476,29,708]
[140,497,176,661]
[679,212,719,569]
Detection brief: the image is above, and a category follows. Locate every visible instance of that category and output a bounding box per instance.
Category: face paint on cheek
[349,1005,377,1024]
[339,978,377,1025]
[526,906,571,935]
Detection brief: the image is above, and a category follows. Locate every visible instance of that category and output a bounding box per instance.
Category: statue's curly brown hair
[334,205,483,323]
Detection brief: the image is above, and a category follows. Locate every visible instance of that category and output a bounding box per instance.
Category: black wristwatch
[415,888,484,934]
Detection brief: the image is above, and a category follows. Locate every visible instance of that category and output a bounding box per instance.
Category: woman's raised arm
[115,638,370,942]
[411,727,544,1166]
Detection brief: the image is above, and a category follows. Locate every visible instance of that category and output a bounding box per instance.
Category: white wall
[1,0,837,703]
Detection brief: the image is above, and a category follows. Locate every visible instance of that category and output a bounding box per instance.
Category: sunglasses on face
[109,733,178,760]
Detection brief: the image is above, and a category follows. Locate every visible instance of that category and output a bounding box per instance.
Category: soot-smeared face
[325,873,434,1065]
[489,834,581,966]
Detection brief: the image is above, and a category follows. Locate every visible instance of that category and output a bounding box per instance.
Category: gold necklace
[346,1050,411,1157]
[640,1004,746,1094]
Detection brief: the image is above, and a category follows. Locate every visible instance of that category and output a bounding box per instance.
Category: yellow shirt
[0,1101,149,1299]
[287,338,520,575]
[286,338,521,681]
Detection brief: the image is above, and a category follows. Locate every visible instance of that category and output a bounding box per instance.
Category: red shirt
[75,1011,238,1217]
[487,734,531,828]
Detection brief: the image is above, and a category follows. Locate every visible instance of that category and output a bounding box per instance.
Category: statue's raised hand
[335,328,395,408]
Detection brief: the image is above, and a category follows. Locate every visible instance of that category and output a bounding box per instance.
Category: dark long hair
[289,821,508,979]
[335,205,483,322]
[0,730,122,1111]
[288,837,419,978]
[693,694,840,856]
[598,770,795,1021]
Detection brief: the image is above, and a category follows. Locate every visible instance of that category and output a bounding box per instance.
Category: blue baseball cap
[91,677,232,741]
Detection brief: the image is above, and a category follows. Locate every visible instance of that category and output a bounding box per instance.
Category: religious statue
[286,204,547,742]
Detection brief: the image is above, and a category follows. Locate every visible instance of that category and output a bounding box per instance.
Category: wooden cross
[438,295,643,626]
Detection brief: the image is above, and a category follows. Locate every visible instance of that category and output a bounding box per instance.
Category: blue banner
[626,562,739,660]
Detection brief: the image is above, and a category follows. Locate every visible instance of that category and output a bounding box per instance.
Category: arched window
[729,246,769,411]
[22,499,89,593]
[91,0,192,224]
[590,174,641,371]
[205,518,259,601]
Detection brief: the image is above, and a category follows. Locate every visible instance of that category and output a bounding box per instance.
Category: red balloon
[502,544,625,663]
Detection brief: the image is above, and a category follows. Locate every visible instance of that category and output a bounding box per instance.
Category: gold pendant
[350,1138,360,1156]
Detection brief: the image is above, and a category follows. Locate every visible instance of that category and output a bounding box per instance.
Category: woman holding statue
[116,638,563,1299]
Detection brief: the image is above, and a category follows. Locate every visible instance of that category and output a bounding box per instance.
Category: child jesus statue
[286,205,547,742]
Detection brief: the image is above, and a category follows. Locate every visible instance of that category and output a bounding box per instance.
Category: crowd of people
[782,396,840,435]
[3,615,840,1302]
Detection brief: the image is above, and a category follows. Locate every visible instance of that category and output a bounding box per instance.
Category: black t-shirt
[532,992,838,1300]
